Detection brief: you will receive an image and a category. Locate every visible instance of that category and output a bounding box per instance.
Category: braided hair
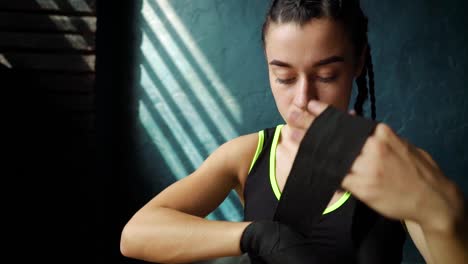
[261,0,376,120]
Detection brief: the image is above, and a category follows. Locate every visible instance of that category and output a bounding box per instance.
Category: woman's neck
[278,124,301,156]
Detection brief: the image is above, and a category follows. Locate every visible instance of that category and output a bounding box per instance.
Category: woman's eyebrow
[269,55,344,68]
[313,55,344,67]
[269,60,292,68]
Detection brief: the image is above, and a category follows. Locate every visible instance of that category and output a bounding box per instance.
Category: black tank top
[242,125,406,263]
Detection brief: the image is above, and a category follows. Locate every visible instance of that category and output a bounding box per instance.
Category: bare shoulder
[197,131,258,207]
[218,132,260,190]
[191,131,259,207]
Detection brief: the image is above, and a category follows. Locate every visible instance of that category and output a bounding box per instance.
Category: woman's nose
[293,77,315,109]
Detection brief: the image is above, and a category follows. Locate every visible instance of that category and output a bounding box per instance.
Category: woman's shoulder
[221,131,260,176]
[215,128,268,187]
[212,125,279,191]
[221,124,277,155]
[212,130,261,204]
[225,125,281,172]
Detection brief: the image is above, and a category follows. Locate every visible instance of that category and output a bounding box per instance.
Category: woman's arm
[404,219,434,263]
[414,178,468,264]
[347,125,468,264]
[120,133,258,263]
[401,147,467,264]
[294,100,468,264]
[121,207,250,263]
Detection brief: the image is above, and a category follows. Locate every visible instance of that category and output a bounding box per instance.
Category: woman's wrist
[418,179,465,236]
[236,221,253,254]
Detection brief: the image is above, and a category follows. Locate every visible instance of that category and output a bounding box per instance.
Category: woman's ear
[355,44,368,77]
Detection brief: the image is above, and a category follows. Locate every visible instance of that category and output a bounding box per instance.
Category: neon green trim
[401,220,408,233]
[322,191,351,214]
[269,124,284,200]
[248,130,265,174]
[269,124,351,215]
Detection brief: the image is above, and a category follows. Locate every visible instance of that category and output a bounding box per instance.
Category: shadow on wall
[134,0,266,222]
[129,0,468,264]
[129,1,275,263]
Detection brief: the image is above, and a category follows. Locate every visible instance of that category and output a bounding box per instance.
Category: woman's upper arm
[405,219,434,264]
[141,133,258,218]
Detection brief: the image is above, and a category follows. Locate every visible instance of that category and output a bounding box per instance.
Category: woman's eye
[317,76,337,83]
[275,78,296,85]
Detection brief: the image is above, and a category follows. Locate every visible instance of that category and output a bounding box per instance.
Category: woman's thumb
[307,100,328,116]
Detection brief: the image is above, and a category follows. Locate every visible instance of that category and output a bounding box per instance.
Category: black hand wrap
[240,221,320,263]
[274,106,378,235]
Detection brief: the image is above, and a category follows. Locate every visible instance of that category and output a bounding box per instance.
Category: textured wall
[134,0,468,263]
[361,1,468,261]
[135,0,274,222]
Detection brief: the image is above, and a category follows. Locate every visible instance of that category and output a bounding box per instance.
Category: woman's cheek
[318,83,352,110]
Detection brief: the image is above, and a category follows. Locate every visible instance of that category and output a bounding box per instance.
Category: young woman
[120,1,467,263]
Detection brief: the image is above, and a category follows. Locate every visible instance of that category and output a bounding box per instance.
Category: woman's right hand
[241,221,321,264]
[241,221,305,256]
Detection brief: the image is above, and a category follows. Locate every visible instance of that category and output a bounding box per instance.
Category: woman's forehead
[264,19,353,67]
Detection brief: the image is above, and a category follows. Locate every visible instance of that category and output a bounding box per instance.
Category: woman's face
[264,18,363,124]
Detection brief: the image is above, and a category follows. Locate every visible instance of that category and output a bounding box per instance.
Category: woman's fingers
[307,100,328,116]
[289,101,356,130]
[287,100,329,131]
[373,124,408,157]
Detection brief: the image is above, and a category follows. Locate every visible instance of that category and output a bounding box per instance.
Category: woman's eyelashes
[316,75,338,83]
[275,75,338,85]
[276,77,296,84]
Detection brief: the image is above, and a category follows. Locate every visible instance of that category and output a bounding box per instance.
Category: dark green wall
[363,0,468,191]
[360,1,468,261]
[132,0,468,263]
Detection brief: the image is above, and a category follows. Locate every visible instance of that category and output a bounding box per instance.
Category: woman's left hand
[303,100,464,232]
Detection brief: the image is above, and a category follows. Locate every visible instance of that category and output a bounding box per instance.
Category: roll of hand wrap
[273,106,378,235]
[241,106,395,264]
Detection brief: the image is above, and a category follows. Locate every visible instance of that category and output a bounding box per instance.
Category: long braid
[354,57,368,117]
[366,45,376,120]
[353,45,376,120]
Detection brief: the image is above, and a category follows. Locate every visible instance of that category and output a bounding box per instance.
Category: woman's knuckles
[375,123,394,140]
[362,136,391,161]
